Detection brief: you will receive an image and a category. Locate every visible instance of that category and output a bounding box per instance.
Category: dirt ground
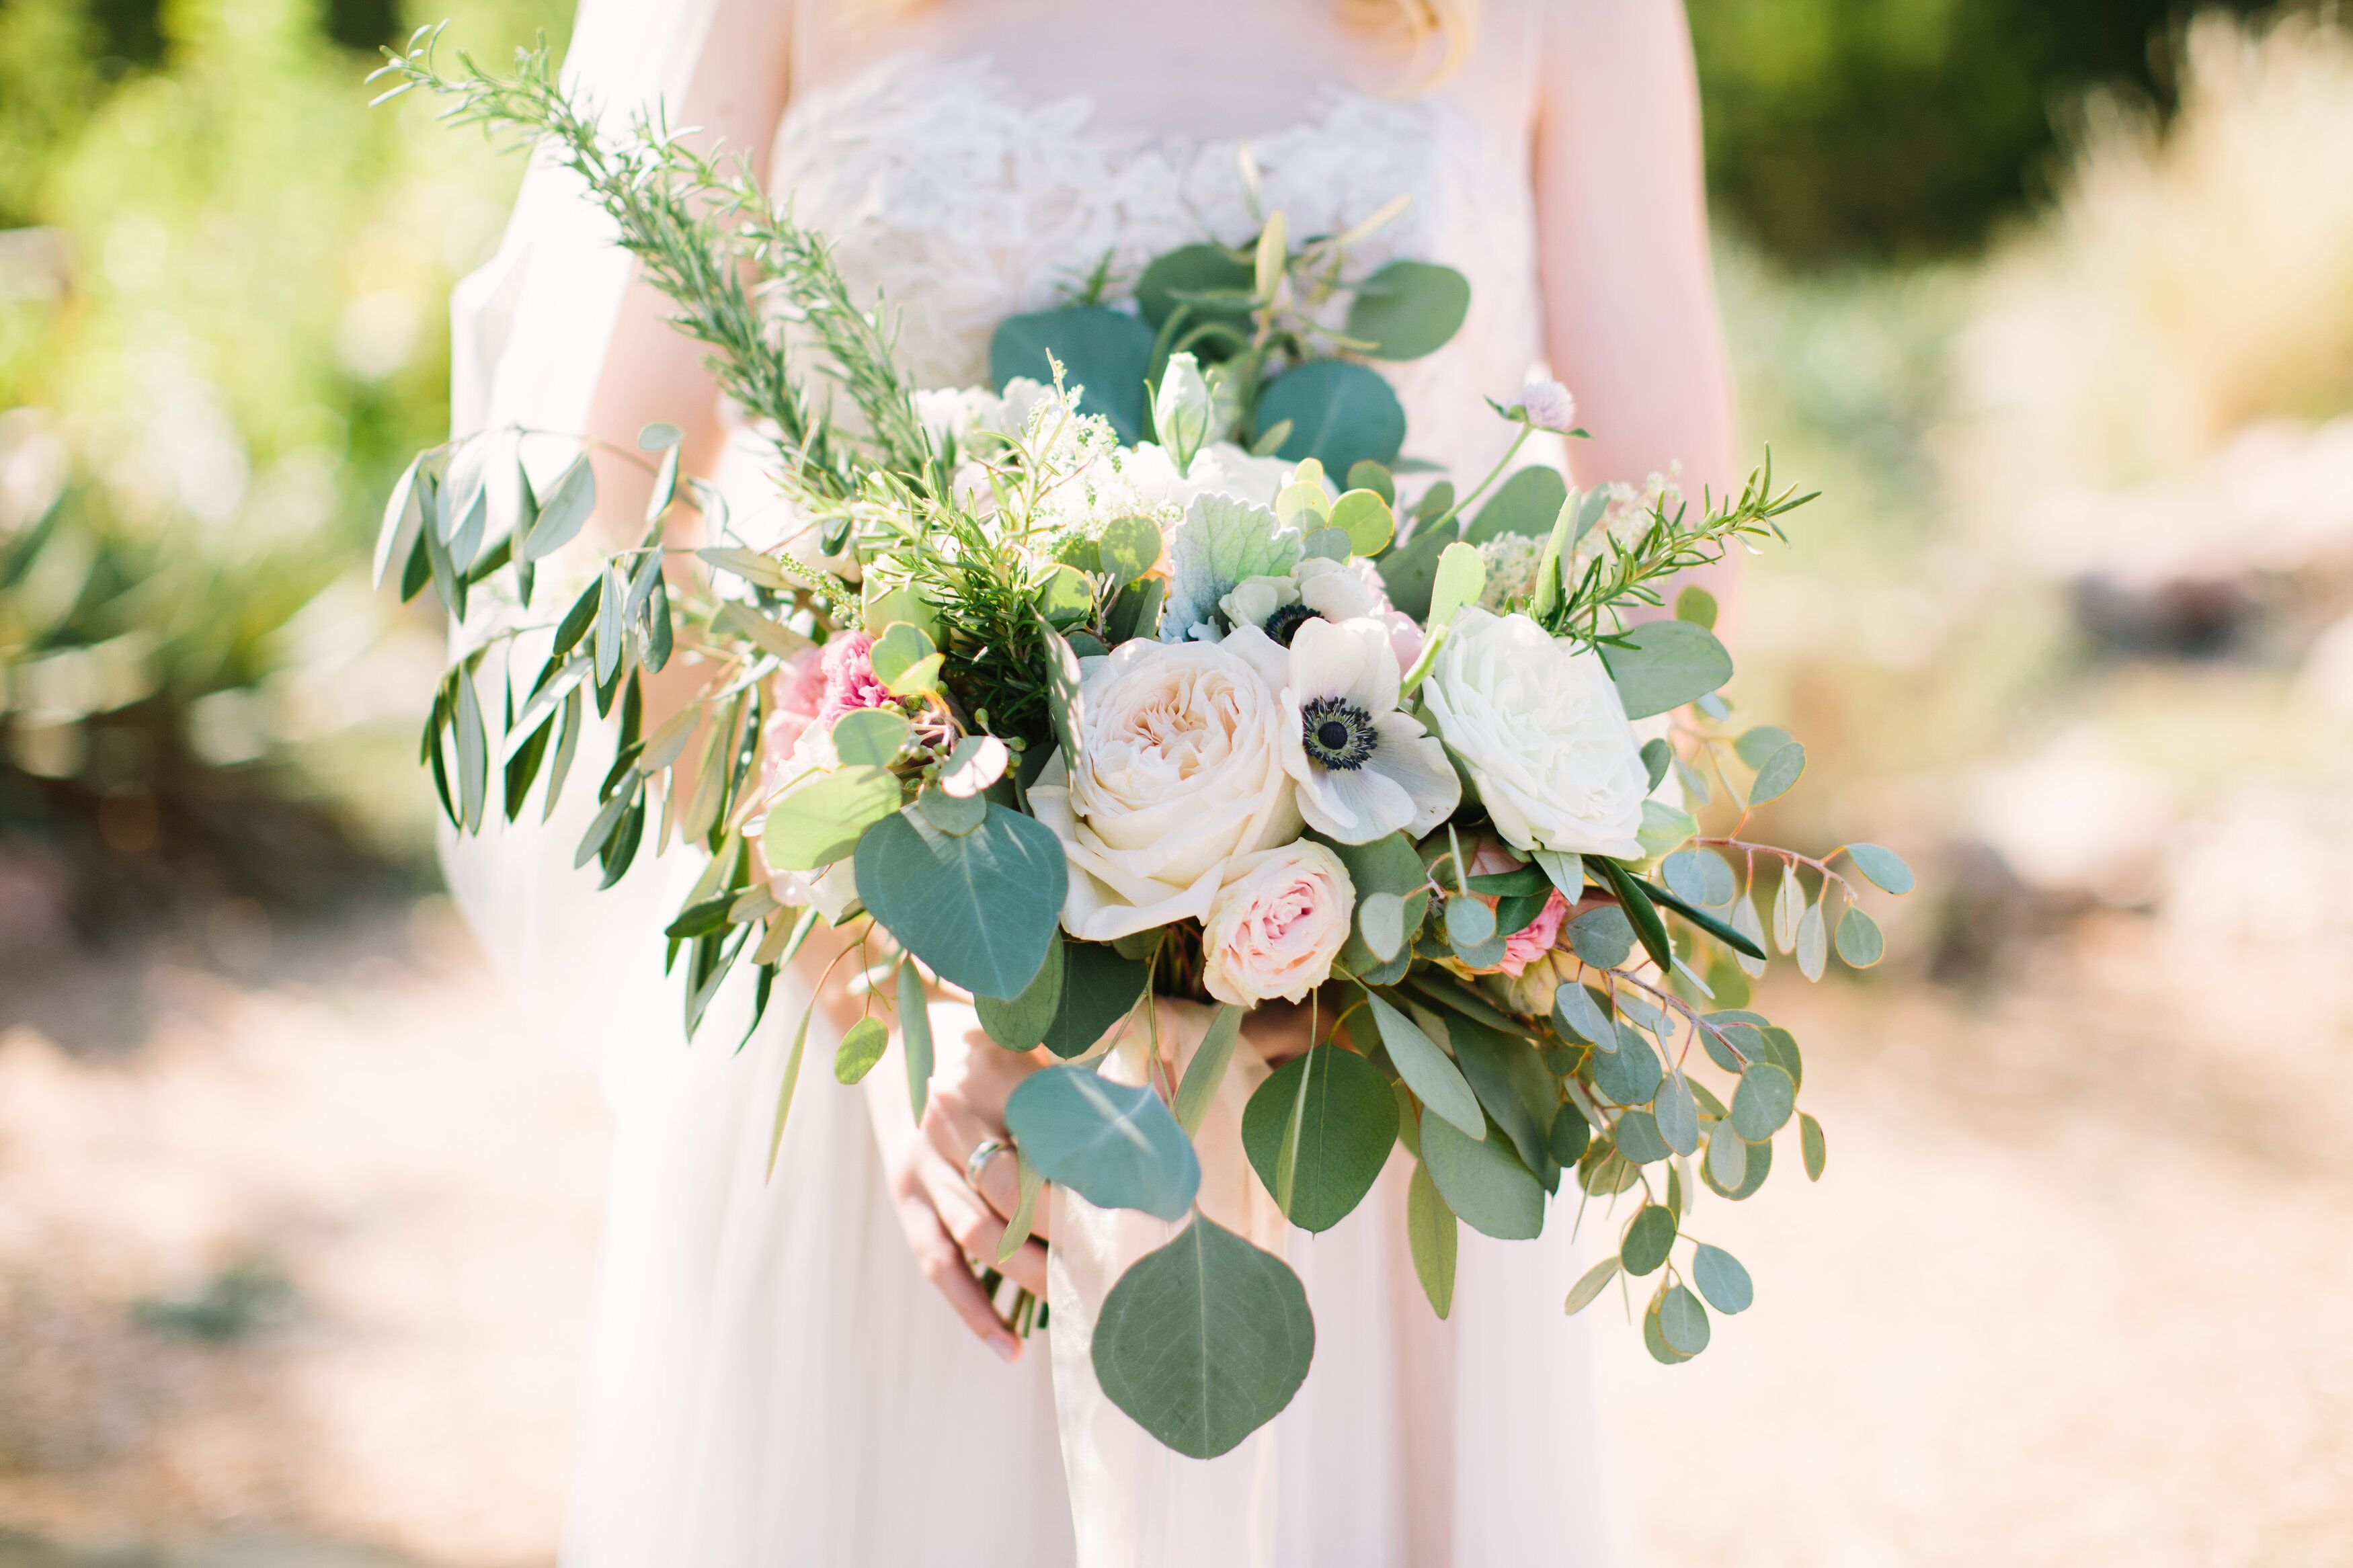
[0,899,2344,1568]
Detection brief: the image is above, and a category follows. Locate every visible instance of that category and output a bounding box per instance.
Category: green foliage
[1241,1044,1398,1233]
[1004,1063,1200,1221]
[1090,1214,1314,1459]
[1687,0,2270,257]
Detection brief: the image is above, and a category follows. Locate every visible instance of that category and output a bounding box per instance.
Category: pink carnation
[1497,888,1570,976]
[816,632,895,721]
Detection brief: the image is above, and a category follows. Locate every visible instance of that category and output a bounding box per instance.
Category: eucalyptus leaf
[1091,1214,1314,1459]
[1620,1202,1677,1276]
[1704,1124,1749,1191]
[1730,1062,1796,1141]
[1749,742,1807,807]
[1597,619,1734,720]
[1098,515,1163,583]
[1242,1045,1398,1232]
[1041,940,1151,1058]
[1563,1255,1620,1315]
[1674,585,1718,629]
[1443,894,1496,949]
[1591,1026,1662,1106]
[1566,905,1636,968]
[1795,898,1828,981]
[1692,1243,1754,1314]
[1420,1108,1545,1239]
[1842,842,1917,896]
[1655,1071,1701,1156]
[1552,983,1613,1047]
[830,708,910,768]
[975,932,1066,1052]
[1663,850,1737,909]
[760,766,900,872]
[1255,360,1406,477]
[1344,259,1470,360]
[833,1016,887,1084]
[1659,1284,1711,1354]
[898,958,933,1121]
[1836,905,1886,968]
[1612,1110,1673,1165]
[1364,992,1484,1140]
[1800,1112,1827,1181]
[1172,1003,1244,1137]
[1734,725,1794,768]
[1462,465,1568,545]
[522,454,594,562]
[1406,1161,1457,1319]
[1330,489,1394,555]
[855,804,1067,1001]
[1005,1063,1200,1220]
[990,306,1154,442]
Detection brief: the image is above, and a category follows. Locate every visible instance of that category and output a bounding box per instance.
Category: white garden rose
[1201,841,1355,1006]
[1421,606,1650,860]
[1027,639,1303,940]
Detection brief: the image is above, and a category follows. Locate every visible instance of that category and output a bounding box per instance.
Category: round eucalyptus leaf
[1674,584,1718,629]
[832,1016,887,1085]
[761,766,901,872]
[1567,905,1636,968]
[1620,1202,1677,1276]
[1749,742,1807,807]
[1704,1124,1749,1191]
[1659,1284,1711,1354]
[1344,259,1471,360]
[1443,895,1496,948]
[1654,1071,1701,1156]
[989,306,1155,442]
[830,708,910,768]
[1552,983,1613,1047]
[637,421,683,451]
[1359,891,1408,962]
[854,804,1066,1000]
[1098,515,1163,584]
[1836,905,1886,968]
[1611,1109,1673,1165]
[1092,1214,1314,1458]
[1663,849,1738,910]
[1589,1026,1661,1106]
[1421,1109,1545,1239]
[1843,842,1917,896]
[1642,1294,1693,1364]
[1241,1045,1399,1232]
[1702,1127,1773,1201]
[914,785,988,836]
[974,932,1065,1052]
[1756,1026,1804,1091]
[1734,725,1794,768]
[1692,1243,1754,1314]
[1462,464,1568,545]
[1730,1062,1796,1141]
[1038,563,1095,624]
[1255,360,1406,478]
[1006,1063,1200,1220]
[1548,1100,1592,1165]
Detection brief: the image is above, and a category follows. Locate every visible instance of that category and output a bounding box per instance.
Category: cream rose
[1027,639,1303,940]
[1420,607,1650,860]
[1202,841,1355,1006]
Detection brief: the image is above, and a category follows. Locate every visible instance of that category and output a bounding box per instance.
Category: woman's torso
[758,0,1555,481]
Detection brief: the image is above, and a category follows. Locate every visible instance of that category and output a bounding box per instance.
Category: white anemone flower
[1218,556,1382,647]
[1228,616,1460,844]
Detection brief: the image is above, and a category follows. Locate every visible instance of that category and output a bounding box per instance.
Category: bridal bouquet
[373,32,1913,1459]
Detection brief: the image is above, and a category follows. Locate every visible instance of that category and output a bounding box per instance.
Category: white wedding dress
[442,4,1643,1563]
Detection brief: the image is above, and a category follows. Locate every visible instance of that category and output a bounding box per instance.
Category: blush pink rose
[1201,841,1355,1007]
[816,631,894,720]
[762,647,830,774]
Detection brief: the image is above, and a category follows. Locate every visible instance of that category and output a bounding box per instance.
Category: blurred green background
[1,3,2348,1564]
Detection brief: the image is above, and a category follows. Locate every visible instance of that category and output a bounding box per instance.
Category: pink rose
[1201,841,1355,1006]
[816,632,894,721]
[762,647,829,774]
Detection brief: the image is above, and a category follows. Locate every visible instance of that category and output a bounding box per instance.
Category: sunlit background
[2,1,2348,1563]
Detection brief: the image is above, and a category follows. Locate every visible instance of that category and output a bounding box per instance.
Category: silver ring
[964,1136,1011,1189]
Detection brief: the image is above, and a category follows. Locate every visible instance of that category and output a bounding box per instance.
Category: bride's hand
[867,1000,1049,1361]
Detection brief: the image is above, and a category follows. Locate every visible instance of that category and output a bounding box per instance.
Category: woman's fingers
[915,1143,1051,1296]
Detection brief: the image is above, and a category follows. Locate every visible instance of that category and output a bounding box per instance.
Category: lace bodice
[764,53,1550,479]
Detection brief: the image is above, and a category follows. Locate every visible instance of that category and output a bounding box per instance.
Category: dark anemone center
[1262,602,1322,647]
[1300,695,1378,771]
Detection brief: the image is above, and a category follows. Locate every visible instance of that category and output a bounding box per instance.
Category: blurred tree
[1687,0,2272,258]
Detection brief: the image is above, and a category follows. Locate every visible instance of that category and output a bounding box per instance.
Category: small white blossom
[1509,379,1577,432]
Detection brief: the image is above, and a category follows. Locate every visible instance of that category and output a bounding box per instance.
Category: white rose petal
[1421,607,1649,860]
[1202,841,1355,1007]
[1027,639,1303,940]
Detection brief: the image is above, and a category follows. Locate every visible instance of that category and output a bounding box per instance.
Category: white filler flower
[1027,639,1303,940]
[1227,615,1460,845]
[1421,607,1649,859]
[1203,841,1355,1006]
